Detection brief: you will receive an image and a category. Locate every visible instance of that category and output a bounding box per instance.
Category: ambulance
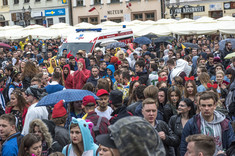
[58,27,133,56]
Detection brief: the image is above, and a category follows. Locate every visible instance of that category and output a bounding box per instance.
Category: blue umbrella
[133,37,151,45]
[36,89,99,107]
[106,42,126,49]
[219,38,235,51]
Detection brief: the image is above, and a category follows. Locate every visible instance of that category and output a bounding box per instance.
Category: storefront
[170,5,205,19]
[209,3,223,19]
[44,8,68,27]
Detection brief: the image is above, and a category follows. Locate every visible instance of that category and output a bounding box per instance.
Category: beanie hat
[25,85,47,100]
[52,100,67,118]
[109,90,123,106]
[110,56,119,64]
[96,89,109,97]
[82,95,96,106]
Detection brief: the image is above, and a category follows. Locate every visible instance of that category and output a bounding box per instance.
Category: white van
[58,27,133,56]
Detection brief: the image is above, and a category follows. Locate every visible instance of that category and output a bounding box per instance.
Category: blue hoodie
[62,118,98,156]
[103,64,115,83]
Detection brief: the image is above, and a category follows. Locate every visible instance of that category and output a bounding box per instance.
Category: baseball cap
[96,89,109,97]
[82,95,96,106]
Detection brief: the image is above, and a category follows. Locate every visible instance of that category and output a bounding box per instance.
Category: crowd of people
[0,35,234,156]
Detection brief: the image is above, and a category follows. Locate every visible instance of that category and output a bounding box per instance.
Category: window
[3,0,8,5]
[110,18,122,23]
[35,0,40,2]
[210,11,223,19]
[80,18,88,23]
[94,0,101,5]
[133,13,143,20]
[145,13,154,20]
[14,0,19,4]
[130,0,140,2]
[47,18,53,27]
[24,0,30,3]
[90,17,98,24]
[111,0,119,3]
[59,17,66,23]
[77,0,83,6]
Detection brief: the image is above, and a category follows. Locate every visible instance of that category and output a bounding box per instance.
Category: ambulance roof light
[76,28,102,32]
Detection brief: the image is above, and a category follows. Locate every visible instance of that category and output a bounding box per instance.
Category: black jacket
[168,115,183,156]
[155,120,180,156]
[110,106,132,125]
[87,76,99,87]
[126,100,142,115]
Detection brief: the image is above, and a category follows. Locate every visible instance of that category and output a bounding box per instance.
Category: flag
[89,7,96,12]
[62,0,67,4]
[181,43,186,50]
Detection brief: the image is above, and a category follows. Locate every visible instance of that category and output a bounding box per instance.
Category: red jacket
[63,64,73,89]
[5,106,28,126]
[73,58,91,89]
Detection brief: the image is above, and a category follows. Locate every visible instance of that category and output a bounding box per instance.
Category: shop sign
[45,8,65,16]
[107,10,123,15]
[224,2,235,9]
[209,3,222,11]
[171,5,205,14]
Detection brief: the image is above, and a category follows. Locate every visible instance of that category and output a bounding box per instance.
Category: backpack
[93,116,102,137]
[2,83,15,105]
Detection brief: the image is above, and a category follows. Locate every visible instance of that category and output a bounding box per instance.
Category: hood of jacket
[106,64,115,76]
[78,58,86,70]
[48,58,57,74]
[109,116,165,156]
[70,118,98,153]
[63,64,71,74]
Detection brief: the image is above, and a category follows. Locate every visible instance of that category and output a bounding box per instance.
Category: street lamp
[21,6,31,27]
[166,0,180,19]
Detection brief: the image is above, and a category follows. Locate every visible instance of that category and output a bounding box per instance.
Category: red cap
[96,89,109,97]
[82,95,96,106]
[52,100,67,118]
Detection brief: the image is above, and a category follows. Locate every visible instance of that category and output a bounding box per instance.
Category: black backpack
[2,83,15,105]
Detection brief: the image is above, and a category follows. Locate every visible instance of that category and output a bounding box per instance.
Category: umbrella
[106,42,126,49]
[181,42,199,49]
[219,38,235,51]
[224,52,235,59]
[154,36,175,44]
[100,40,118,47]
[36,89,99,107]
[0,42,11,49]
[142,33,158,39]
[133,37,151,45]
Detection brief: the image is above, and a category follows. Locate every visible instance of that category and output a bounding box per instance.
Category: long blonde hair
[199,72,212,89]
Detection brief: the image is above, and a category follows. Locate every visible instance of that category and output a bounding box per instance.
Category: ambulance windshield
[58,42,93,56]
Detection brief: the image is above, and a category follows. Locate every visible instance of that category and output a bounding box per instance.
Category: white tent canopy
[2,16,235,40]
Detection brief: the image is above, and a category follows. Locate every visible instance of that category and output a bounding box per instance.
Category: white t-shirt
[95,106,113,120]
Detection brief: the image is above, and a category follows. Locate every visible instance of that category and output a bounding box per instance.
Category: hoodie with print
[62,118,98,156]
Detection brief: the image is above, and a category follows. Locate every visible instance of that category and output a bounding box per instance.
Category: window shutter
[83,0,85,6]
[73,0,77,7]
[90,0,94,5]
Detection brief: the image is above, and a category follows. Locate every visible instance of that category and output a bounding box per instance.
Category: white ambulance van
[58,27,133,56]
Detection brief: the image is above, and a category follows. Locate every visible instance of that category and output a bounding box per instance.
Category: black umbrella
[142,33,158,39]
[182,42,199,49]
[154,36,175,44]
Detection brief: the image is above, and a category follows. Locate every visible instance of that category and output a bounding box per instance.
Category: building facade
[9,0,70,27]
[0,0,10,26]
[165,0,235,19]
[72,0,163,25]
